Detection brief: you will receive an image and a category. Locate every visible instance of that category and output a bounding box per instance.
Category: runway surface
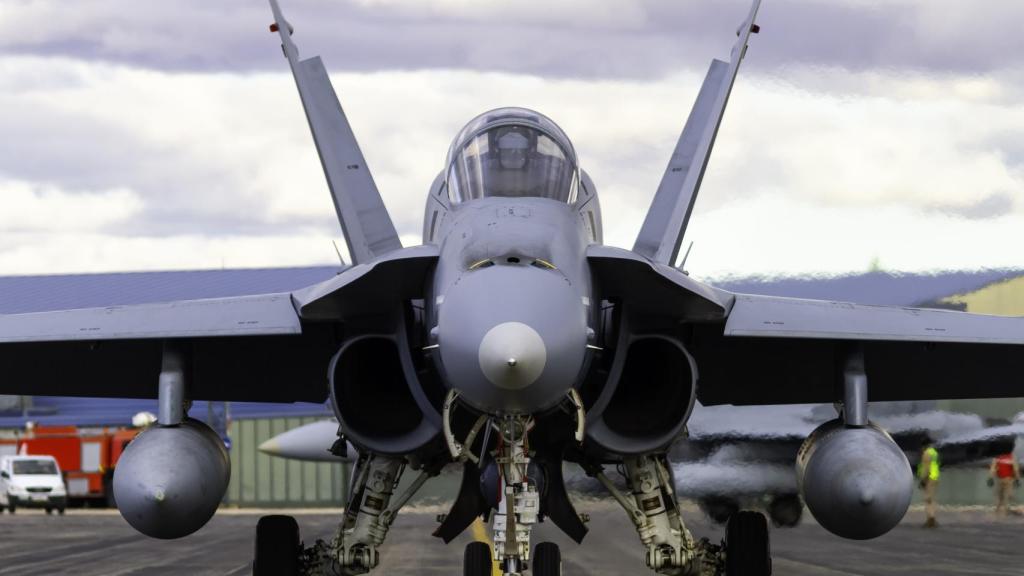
[0,504,1020,575]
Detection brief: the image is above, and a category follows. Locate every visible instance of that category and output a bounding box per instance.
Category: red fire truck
[0,425,140,507]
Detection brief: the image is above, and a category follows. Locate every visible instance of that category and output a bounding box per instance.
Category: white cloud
[5,1,1024,80]
[1,17,1023,278]
[0,180,141,232]
[699,73,1024,212]
[351,0,648,26]
[684,194,1024,279]
[0,232,343,276]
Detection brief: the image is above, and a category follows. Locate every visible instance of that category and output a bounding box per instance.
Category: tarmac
[0,504,1020,575]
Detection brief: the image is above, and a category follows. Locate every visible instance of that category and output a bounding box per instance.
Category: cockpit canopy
[446,107,579,205]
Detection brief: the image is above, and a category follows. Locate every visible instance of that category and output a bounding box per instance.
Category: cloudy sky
[2,0,1023,280]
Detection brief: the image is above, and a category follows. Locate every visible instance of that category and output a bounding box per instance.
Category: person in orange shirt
[988,452,1021,517]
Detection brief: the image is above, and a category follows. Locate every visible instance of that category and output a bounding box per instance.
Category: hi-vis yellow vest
[918,446,940,481]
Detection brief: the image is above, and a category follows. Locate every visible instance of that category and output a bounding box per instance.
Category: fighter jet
[2,0,1024,574]
[258,419,356,463]
[678,402,1024,527]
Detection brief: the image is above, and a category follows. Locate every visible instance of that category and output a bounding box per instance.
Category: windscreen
[13,459,57,475]
[447,108,578,204]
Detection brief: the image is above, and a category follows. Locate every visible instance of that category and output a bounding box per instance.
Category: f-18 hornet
[2,0,1024,575]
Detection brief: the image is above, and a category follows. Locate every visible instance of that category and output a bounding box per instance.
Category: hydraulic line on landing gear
[300,454,436,576]
[491,415,539,575]
[591,455,724,576]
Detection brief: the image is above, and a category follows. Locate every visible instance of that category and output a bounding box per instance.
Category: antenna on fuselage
[331,240,346,268]
[679,241,694,275]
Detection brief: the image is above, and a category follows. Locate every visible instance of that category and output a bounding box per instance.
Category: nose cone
[479,321,547,390]
[438,265,586,414]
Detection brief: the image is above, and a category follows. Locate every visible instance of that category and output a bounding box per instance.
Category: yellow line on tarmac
[470,518,502,576]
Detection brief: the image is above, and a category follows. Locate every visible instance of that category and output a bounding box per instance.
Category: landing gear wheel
[464,541,493,576]
[726,510,771,576]
[45,508,52,515]
[533,542,562,576]
[7,504,15,514]
[58,508,65,515]
[103,472,117,508]
[253,515,300,576]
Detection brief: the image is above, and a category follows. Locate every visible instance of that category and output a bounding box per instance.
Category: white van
[0,455,67,514]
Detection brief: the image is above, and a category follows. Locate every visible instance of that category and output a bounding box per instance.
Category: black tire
[464,541,493,576]
[253,515,301,576]
[8,504,15,514]
[45,508,52,515]
[58,508,65,516]
[533,541,562,576]
[103,472,117,508]
[726,510,771,576]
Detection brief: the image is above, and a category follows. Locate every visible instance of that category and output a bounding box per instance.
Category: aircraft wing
[691,291,1024,406]
[0,293,301,343]
[723,294,1024,344]
[0,248,437,403]
[0,292,340,403]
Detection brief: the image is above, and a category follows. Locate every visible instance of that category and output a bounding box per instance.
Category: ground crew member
[917,438,940,528]
[988,451,1020,517]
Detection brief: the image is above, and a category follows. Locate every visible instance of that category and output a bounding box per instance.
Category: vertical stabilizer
[269,0,402,264]
[633,0,762,265]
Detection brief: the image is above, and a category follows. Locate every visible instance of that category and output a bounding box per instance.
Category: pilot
[495,128,531,171]
[446,109,577,204]
[917,438,940,528]
[987,451,1020,517]
[485,126,542,198]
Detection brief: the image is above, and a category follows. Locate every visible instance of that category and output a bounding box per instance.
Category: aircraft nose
[436,264,587,414]
[478,321,547,390]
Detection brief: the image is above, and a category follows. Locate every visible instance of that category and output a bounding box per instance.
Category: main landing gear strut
[265,453,434,576]
[590,454,721,575]
[586,453,771,576]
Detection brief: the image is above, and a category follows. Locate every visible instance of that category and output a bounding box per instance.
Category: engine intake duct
[796,419,912,540]
[330,335,441,455]
[586,335,696,455]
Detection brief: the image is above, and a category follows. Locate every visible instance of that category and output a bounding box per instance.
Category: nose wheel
[464,541,495,576]
[466,540,562,576]
[532,542,562,576]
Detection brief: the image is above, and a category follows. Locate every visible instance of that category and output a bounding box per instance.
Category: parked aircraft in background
[259,419,355,463]
[677,402,1024,527]
[3,0,1024,574]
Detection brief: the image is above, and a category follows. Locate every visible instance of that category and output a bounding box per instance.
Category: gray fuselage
[426,196,598,416]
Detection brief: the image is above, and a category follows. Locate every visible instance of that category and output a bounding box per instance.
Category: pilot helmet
[446,107,578,204]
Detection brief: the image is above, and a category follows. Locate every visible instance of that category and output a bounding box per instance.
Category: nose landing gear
[490,415,540,575]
